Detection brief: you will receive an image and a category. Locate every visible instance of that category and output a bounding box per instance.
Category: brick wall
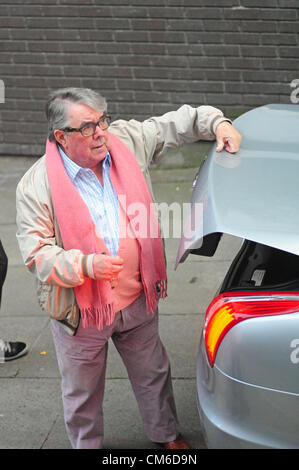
[0,0,298,156]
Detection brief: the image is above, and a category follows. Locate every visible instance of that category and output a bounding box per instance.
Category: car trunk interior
[220,239,299,293]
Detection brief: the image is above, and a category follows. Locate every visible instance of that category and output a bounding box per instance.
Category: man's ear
[53,129,66,147]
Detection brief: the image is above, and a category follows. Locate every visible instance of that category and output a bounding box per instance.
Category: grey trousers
[51,292,179,449]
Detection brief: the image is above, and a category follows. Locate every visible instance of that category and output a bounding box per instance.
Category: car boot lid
[175,104,299,268]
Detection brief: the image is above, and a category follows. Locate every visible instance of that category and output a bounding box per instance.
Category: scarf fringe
[80,280,167,328]
[80,303,115,331]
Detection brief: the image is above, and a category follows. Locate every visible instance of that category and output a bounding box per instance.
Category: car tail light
[204,291,299,367]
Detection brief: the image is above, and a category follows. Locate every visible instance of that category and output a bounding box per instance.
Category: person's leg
[112,293,179,444]
[0,240,8,307]
[51,319,112,449]
[0,240,27,362]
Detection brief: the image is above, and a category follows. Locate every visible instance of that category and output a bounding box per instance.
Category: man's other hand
[92,254,124,284]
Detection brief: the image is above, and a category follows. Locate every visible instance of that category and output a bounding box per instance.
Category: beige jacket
[16,104,225,335]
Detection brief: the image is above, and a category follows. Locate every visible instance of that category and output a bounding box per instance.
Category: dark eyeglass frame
[62,113,111,137]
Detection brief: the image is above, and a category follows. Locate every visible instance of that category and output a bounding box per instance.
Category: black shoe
[0,339,28,362]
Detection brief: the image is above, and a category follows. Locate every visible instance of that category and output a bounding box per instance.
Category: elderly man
[16,88,241,449]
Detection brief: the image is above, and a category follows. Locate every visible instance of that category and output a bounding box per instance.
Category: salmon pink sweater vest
[110,205,143,312]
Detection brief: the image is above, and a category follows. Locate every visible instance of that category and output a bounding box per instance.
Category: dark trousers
[0,240,8,307]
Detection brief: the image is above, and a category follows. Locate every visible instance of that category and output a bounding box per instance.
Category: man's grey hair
[45,87,107,141]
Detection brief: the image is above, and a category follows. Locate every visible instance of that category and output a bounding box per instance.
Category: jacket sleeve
[16,160,90,288]
[110,104,228,168]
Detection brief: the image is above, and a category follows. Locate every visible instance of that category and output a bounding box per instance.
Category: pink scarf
[45,133,167,330]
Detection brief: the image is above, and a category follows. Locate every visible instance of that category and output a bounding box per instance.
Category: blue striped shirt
[58,146,119,256]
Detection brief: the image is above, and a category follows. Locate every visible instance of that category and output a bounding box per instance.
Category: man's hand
[92,254,124,287]
[215,121,242,153]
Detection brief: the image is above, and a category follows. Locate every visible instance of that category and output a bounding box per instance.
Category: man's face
[56,102,110,170]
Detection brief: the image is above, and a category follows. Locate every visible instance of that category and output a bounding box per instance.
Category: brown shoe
[163,434,192,450]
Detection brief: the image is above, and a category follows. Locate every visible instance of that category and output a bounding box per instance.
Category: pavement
[0,143,241,450]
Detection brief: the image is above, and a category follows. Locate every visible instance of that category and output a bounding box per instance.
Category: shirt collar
[58,145,111,182]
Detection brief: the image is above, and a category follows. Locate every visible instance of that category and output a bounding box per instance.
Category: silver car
[176,104,299,449]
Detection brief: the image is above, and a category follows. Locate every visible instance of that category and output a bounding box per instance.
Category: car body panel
[197,332,299,449]
[213,311,299,394]
[176,104,299,268]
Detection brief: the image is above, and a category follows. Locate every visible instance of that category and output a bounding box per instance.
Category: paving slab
[0,378,63,449]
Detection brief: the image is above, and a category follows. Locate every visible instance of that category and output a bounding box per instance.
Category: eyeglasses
[62,113,111,137]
